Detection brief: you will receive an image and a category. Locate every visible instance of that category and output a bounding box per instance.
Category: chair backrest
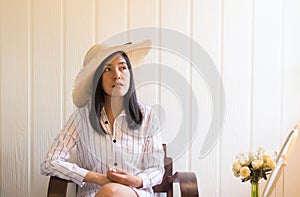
[262,125,299,197]
[153,144,173,196]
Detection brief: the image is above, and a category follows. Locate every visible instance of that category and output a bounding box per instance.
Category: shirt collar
[99,107,126,133]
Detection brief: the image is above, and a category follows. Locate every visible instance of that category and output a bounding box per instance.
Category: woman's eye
[104,67,111,72]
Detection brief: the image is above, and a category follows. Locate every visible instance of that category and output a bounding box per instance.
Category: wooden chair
[47,144,199,197]
[262,124,299,197]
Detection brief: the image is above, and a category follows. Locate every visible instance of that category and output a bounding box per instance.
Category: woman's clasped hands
[106,167,143,188]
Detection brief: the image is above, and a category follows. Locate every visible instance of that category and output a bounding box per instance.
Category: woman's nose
[113,69,121,80]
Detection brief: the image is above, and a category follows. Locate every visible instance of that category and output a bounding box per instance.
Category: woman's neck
[104,96,124,124]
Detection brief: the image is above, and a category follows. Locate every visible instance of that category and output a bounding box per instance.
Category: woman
[41,40,165,197]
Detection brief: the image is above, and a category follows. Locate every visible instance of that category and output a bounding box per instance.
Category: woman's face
[101,54,131,97]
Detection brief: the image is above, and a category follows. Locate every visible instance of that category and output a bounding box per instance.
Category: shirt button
[113,139,116,143]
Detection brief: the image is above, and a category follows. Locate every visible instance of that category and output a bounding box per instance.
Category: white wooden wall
[1,0,300,196]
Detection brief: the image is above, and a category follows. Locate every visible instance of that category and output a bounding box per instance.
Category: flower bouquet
[232,147,276,197]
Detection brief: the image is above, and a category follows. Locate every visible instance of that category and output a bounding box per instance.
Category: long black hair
[90,51,143,133]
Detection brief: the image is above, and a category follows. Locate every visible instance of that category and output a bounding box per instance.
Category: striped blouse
[41,101,165,197]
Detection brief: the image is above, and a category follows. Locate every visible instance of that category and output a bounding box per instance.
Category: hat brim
[72,40,151,108]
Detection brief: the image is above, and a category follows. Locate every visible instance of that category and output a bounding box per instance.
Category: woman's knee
[95,183,136,197]
[96,183,117,196]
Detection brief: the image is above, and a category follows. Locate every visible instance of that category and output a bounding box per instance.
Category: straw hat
[72,40,151,107]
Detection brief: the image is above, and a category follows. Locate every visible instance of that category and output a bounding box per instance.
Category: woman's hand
[106,168,143,188]
[83,171,111,186]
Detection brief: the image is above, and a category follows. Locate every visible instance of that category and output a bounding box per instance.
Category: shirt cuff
[136,173,150,189]
[70,166,90,187]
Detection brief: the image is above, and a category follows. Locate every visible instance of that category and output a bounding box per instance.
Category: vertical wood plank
[128,0,158,27]
[98,0,127,43]
[282,0,300,196]
[31,0,62,195]
[128,0,160,109]
[282,0,300,135]
[0,0,30,196]
[65,0,94,120]
[191,0,223,196]
[252,0,283,153]
[160,0,191,176]
[221,0,253,196]
[1,0,3,193]
[63,1,94,196]
[0,10,1,193]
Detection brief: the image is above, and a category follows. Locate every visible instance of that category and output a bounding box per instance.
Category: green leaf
[263,173,267,180]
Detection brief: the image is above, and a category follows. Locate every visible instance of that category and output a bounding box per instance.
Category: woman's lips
[112,83,124,88]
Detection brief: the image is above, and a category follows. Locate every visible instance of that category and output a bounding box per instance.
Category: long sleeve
[40,112,89,186]
[136,109,165,189]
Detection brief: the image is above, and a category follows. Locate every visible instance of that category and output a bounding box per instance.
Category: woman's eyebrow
[104,61,126,66]
[118,61,126,65]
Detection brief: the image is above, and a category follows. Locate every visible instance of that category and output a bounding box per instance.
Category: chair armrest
[167,172,199,197]
[48,176,72,197]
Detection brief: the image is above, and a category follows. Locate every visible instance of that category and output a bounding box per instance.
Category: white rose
[232,162,241,172]
[240,166,251,178]
[266,158,276,169]
[263,154,271,162]
[233,170,239,177]
[256,147,264,155]
[238,153,250,166]
[248,151,256,160]
[252,160,263,169]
